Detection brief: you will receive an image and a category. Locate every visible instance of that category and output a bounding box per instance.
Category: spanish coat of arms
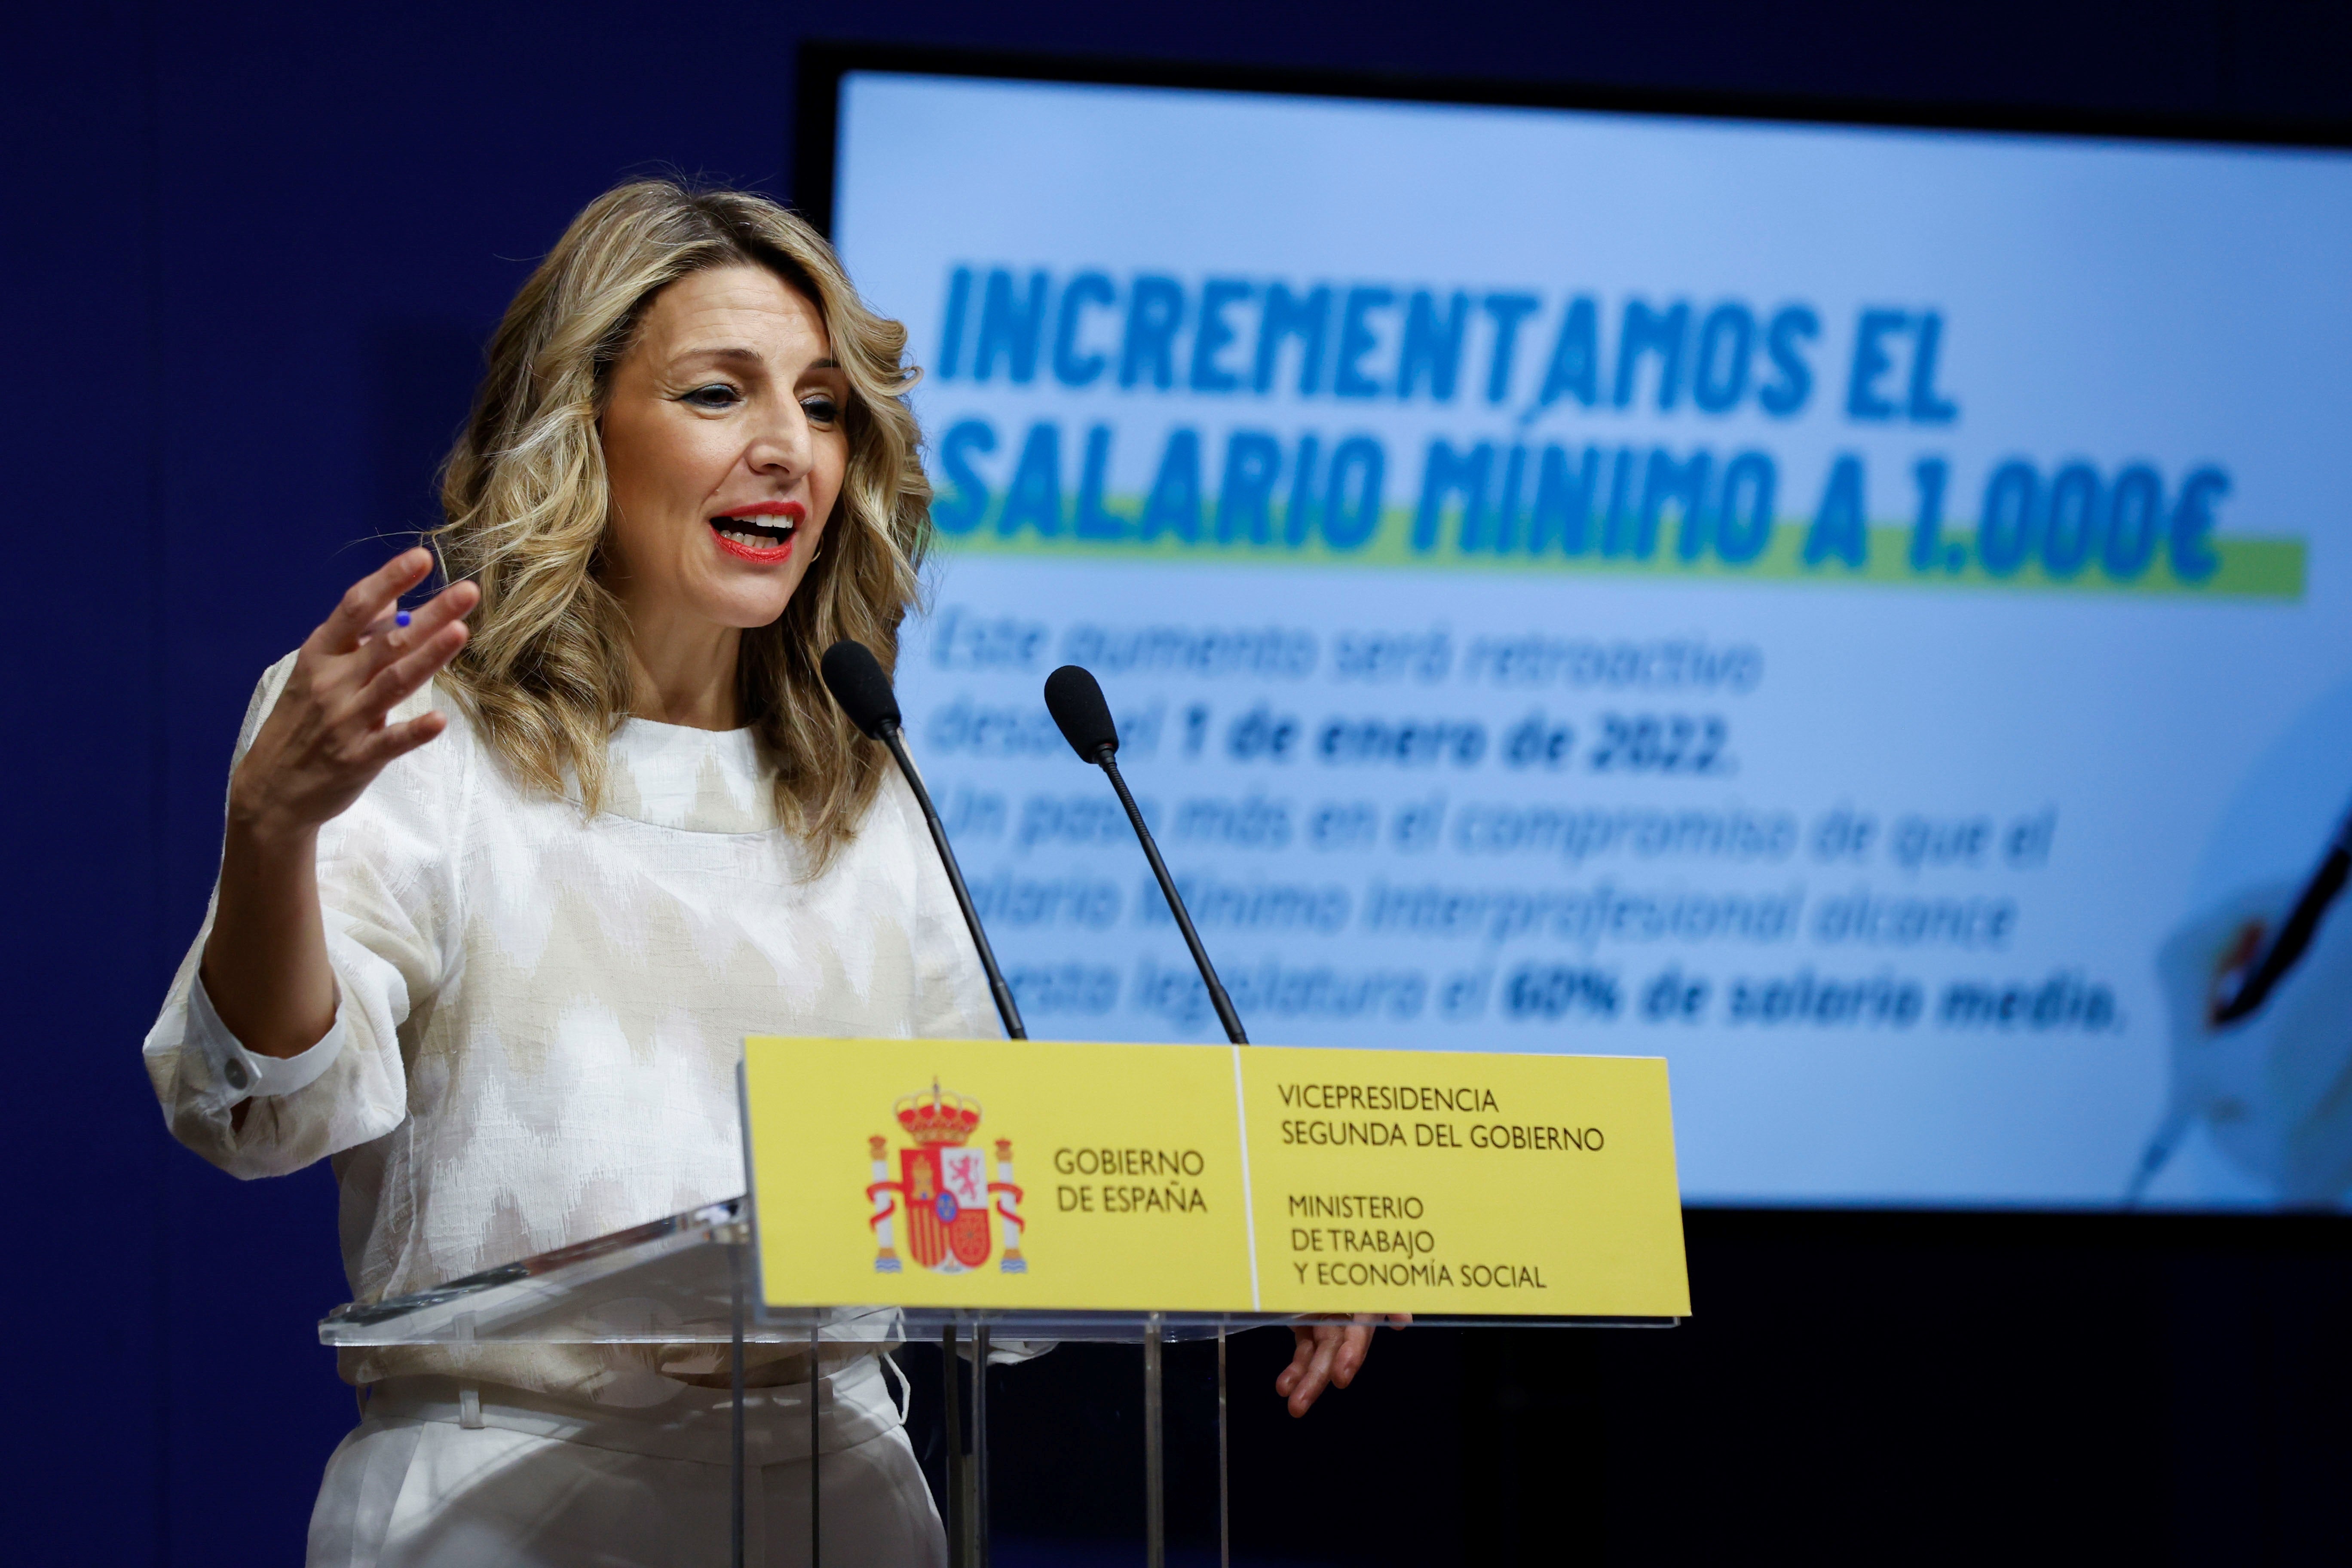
[866,1081,1027,1274]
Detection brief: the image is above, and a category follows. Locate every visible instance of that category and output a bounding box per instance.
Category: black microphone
[1043,665,1248,1044]
[821,640,1025,1040]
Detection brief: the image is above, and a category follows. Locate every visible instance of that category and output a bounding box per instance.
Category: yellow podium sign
[1239,1048,1688,1317]
[744,1038,1253,1311]
[741,1038,1687,1318]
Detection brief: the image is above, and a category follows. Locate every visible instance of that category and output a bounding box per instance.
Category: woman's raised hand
[229,549,479,843]
[205,550,478,1060]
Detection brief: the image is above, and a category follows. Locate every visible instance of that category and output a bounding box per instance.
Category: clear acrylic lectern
[323,1194,1674,1567]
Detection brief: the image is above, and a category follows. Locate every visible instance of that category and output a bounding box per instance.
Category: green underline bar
[932,509,2307,601]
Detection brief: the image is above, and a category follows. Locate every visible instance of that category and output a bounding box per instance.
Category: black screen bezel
[795,39,2352,235]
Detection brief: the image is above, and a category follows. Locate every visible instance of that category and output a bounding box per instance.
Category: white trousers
[307,1358,945,1567]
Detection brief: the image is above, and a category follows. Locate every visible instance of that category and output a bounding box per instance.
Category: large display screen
[827,66,2352,1209]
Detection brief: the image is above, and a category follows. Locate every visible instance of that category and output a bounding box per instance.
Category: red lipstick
[708,500,805,564]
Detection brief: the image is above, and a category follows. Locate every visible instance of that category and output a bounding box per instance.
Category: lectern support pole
[809,1318,823,1568]
[1217,1326,1230,1568]
[729,1245,745,1568]
[973,1324,992,1568]
[942,1323,965,1568]
[1143,1313,1165,1568]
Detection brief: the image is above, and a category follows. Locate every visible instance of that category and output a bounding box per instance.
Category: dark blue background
[6,3,2349,1562]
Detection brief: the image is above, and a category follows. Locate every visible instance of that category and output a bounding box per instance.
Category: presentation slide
[830,70,2352,1209]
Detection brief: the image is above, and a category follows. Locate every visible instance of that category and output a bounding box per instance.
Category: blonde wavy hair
[432,178,930,867]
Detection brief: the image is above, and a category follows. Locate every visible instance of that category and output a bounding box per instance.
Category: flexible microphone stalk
[821,640,1026,1041]
[1043,665,1248,1045]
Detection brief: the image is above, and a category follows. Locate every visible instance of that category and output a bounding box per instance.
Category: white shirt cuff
[186,973,347,1106]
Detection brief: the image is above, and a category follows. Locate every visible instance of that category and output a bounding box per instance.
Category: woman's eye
[802,395,840,424]
[682,384,742,410]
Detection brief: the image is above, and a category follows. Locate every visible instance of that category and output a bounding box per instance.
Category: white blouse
[143,655,998,1397]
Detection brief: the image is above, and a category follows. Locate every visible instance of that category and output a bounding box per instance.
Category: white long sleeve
[146,654,453,1180]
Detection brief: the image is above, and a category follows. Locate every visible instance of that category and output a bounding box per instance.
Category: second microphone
[1042,665,1248,1046]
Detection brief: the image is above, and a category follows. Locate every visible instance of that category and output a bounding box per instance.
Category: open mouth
[709,511,798,560]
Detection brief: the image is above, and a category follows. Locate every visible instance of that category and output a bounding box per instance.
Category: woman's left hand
[1274,1314,1409,1417]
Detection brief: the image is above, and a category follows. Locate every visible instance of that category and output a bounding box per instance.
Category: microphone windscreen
[821,640,901,738]
[1044,665,1119,760]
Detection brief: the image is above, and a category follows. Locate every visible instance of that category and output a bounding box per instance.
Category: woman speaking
[142,179,1377,1566]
